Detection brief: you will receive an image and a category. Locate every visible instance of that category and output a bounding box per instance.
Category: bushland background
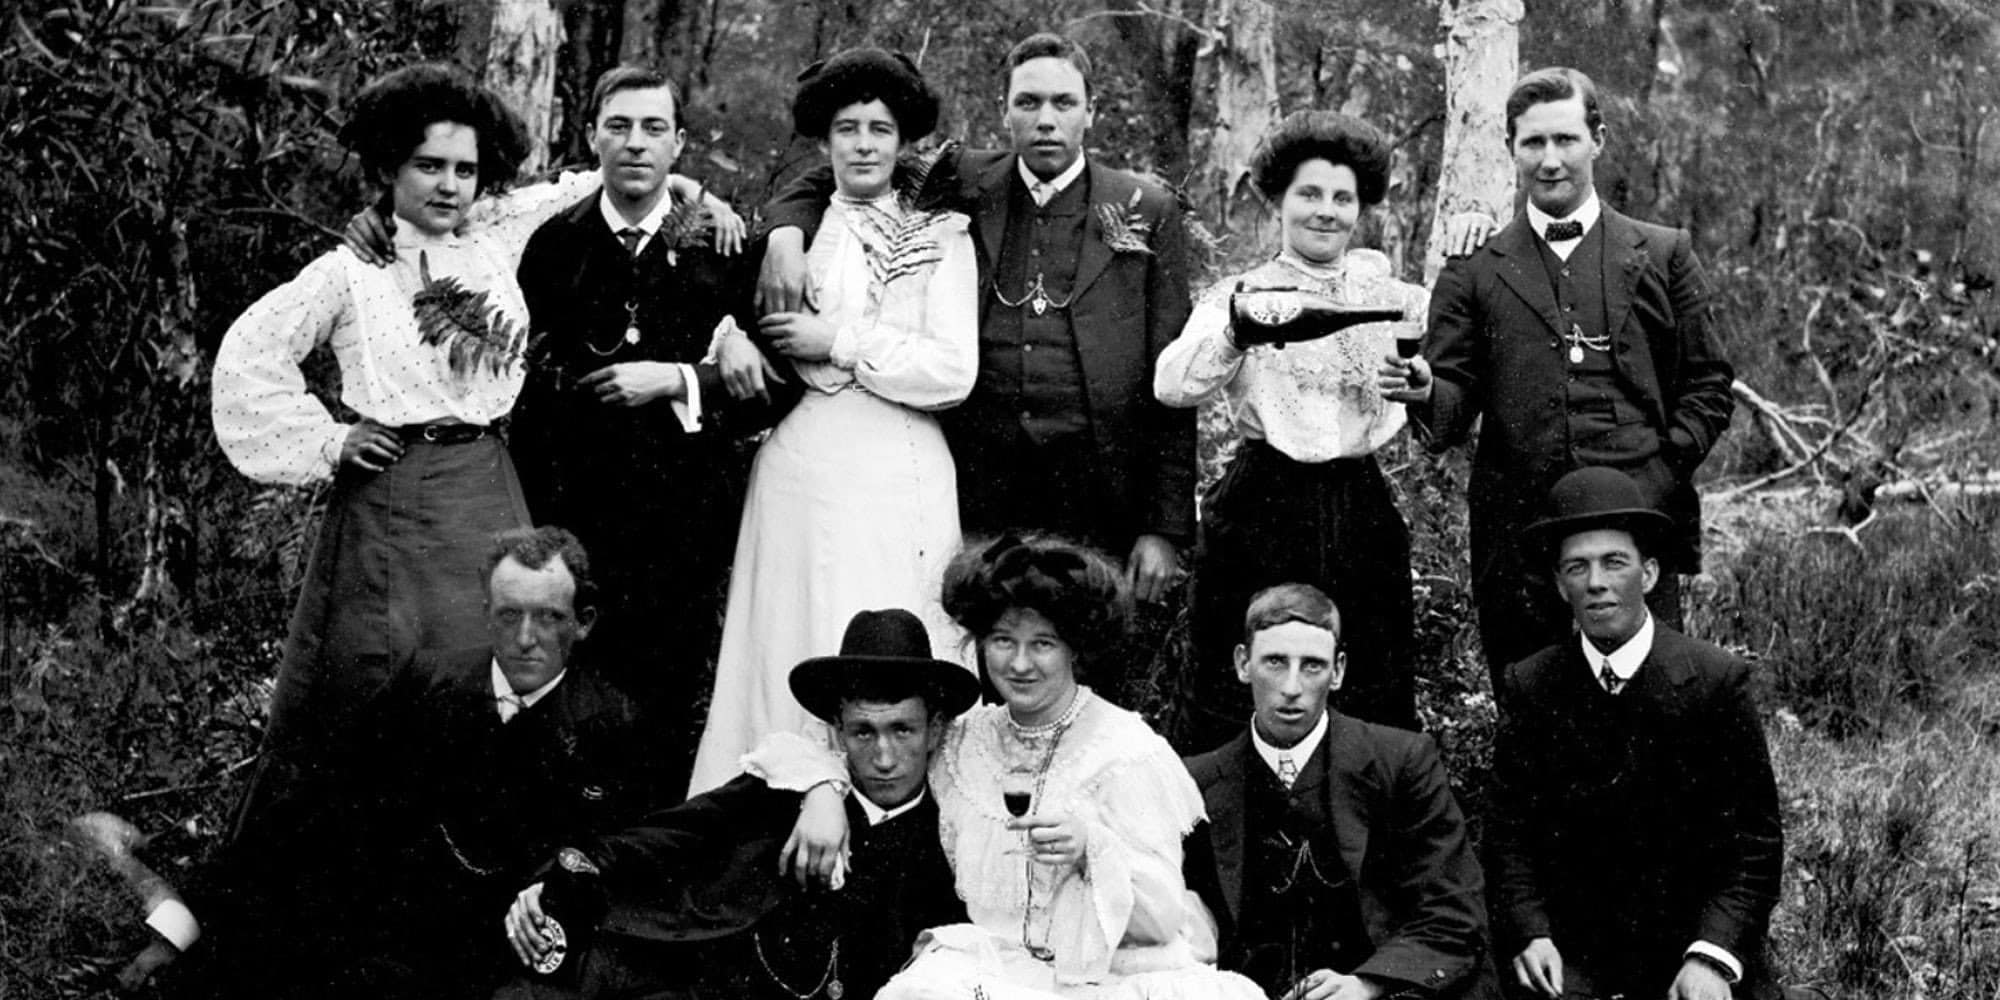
[2,1,1996,996]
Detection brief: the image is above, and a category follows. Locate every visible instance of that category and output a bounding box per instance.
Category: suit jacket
[571,776,965,996]
[512,192,796,537]
[763,150,1196,542]
[1487,626,1783,995]
[353,646,674,998]
[1416,207,1734,571]
[1183,714,1497,998]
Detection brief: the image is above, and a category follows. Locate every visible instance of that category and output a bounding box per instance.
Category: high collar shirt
[490,657,567,723]
[1525,191,1602,262]
[1018,154,1088,207]
[1249,708,1330,786]
[853,788,927,826]
[212,170,600,484]
[1153,252,1428,462]
[1581,609,1654,691]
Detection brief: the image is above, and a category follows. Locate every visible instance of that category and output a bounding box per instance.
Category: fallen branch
[1721,371,1886,497]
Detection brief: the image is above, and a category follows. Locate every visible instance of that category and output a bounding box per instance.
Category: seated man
[496,608,976,999]
[1489,467,1782,1000]
[139,525,672,1000]
[1183,583,1497,1000]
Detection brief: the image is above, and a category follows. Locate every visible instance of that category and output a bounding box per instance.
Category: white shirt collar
[852,788,925,826]
[491,657,566,721]
[1017,153,1087,203]
[1581,610,1655,687]
[597,188,676,242]
[1526,191,1601,247]
[1249,709,1329,782]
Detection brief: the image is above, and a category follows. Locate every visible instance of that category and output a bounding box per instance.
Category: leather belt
[395,422,501,445]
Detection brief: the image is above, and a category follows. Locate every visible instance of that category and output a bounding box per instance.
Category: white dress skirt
[687,195,979,795]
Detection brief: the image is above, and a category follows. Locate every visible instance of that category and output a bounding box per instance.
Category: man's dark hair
[339,62,531,195]
[484,525,596,610]
[1003,33,1094,98]
[1241,583,1342,648]
[1504,66,1604,142]
[589,65,682,129]
[1248,110,1394,206]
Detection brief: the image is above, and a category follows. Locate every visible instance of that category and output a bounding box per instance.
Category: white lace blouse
[796,194,977,409]
[1152,250,1429,464]
[211,171,597,484]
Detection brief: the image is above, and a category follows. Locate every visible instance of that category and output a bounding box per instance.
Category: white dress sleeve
[829,213,979,410]
[211,253,355,485]
[1152,281,1245,408]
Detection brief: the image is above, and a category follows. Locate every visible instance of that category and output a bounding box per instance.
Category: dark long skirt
[193,436,530,999]
[1182,440,1415,752]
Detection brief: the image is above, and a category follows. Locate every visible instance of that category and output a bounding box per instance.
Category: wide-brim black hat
[790,47,939,140]
[1526,466,1676,557]
[790,608,977,724]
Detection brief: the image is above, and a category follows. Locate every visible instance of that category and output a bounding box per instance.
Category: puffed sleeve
[1046,732,1208,976]
[211,253,355,485]
[1153,279,1246,408]
[465,169,603,270]
[827,213,978,410]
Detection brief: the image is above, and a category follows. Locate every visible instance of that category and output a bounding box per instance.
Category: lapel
[1319,712,1372,888]
[1624,624,1698,708]
[1489,213,1565,337]
[975,156,1018,279]
[1599,207,1650,344]
[1069,162,1124,301]
[1208,733,1254,922]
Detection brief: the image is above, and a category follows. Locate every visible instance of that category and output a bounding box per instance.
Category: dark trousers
[1181,442,1416,752]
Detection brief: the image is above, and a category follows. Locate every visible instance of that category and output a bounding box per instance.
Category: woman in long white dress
[747,535,1264,1000]
[687,49,978,795]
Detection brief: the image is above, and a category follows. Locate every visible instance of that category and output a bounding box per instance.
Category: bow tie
[1544,220,1585,242]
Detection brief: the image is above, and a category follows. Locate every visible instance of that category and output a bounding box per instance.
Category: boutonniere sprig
[1096,188,1154,256]
[410,251,526,381]
[1623,247,1650,275]
[656,182,717,267]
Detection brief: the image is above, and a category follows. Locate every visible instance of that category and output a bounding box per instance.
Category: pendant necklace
[1009,688,1088,963]
[754,931,843,999]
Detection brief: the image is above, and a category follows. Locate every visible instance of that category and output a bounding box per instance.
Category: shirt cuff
[1685,941,1742,982]
[828,322,862,371]
[145,898,201,952]
[669,363,702,433]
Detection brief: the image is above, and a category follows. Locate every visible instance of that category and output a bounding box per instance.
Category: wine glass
[1001,774,1033,856]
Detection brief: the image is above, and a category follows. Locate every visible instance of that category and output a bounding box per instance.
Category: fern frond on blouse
[849,205,947,288]
[895,139,963,213]
[410,251,526,381]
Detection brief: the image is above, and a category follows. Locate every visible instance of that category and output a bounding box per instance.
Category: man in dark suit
[753,32,1195,613]
[511,65,791,750]
[493,608,976,1000]
[1183,583,1496,1000]
[148,526,670,1000]
[1382,66,1736,679]
[1487,467,1782,1000]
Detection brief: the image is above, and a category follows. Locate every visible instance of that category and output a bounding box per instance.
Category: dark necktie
[1544,220,1584,242]
[617,226,643,257]
[1599,659,1626,695]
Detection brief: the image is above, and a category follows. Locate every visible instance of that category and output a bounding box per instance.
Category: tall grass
[1698,498,2000,997]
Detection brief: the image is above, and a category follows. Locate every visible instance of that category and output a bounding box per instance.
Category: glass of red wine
[1002,777,1033,855]
[1395,332,1423,359]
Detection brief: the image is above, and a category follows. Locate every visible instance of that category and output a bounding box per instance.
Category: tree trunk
[619,0,674,67]
[1198,0,1279,234]
[460,0,563,175]
[1425,0,1521,285]
[1111,0,1200,180]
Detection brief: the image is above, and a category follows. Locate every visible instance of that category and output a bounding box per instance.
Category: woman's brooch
[1095,188,1153,256]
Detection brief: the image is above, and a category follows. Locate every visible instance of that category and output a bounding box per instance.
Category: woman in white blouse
[1153,111,1430,740]
[686,48,978,795]
[212,64,558,788]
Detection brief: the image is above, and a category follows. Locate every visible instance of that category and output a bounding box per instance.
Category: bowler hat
[1526,467,1675,559]
[790,609,977,724]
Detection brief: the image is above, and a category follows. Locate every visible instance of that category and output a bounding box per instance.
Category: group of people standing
[110,20,1786,1000]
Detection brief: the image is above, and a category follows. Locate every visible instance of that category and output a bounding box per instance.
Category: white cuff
[145,898,201,952]
[703,315,743,364]
[1684,941,1743,982]
[669,363,702,433]
[828,322,862,371]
